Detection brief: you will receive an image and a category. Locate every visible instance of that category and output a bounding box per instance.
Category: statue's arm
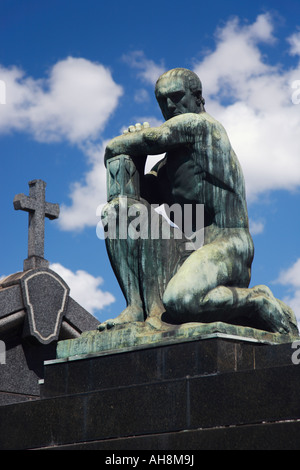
[104,113,201,165]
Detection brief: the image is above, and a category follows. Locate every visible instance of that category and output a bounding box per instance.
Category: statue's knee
[101,198,147,219]
[101,198,150,240]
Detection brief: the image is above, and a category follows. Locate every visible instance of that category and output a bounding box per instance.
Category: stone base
[56,320,298,360]
[1,335,300,449]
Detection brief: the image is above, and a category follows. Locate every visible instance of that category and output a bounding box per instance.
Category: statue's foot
[250,285,295,334]
[98,305,144,331]
[145,316,173,331]
[144,303,174,331]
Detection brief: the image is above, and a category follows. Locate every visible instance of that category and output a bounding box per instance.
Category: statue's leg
[100,197,145,327]
[140,204,193,329]
[196,284,297,334]
[100,197,192,329]
[162,228,297,334]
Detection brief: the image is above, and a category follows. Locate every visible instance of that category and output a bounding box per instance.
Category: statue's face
[155,76,200,120]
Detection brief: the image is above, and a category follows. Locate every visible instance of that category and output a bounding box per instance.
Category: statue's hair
[155,68,205,108]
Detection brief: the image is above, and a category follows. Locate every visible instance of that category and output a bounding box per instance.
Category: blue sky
[1,0,300,325]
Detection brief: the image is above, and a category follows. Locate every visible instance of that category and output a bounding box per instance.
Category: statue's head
[155,68,205,120]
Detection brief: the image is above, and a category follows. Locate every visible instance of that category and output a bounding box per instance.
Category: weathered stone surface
[63,297,100,334]
[0,267,100,404]
[56,320,298,360]
[0,265,100,404]
[14,179,59,270]
[0,284,23,318]
[0,179,100,404]
[0,328,56,404]
[21,268,69,344]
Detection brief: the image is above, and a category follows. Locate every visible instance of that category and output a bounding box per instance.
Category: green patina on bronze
[57,321,298,360]
[57,68,299,358]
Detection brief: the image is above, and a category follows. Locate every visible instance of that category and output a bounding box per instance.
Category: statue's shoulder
[192,112,230,145]
[186,112,227,135]
[200,112,226,131]
[165,112,220,131]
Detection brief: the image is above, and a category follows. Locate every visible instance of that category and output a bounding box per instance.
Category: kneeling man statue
[100,67,298,339]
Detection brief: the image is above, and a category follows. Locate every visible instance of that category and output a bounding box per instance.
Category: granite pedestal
[1,333,300,450]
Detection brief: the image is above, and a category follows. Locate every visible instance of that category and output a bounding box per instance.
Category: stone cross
[14,180,60,270]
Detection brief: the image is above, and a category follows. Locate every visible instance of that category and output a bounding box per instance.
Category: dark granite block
[0,329,56,400]
[254,342,296,369]
[88,346,164,390]
[0,394,87,450]
[235,341,255,371]
[0,285,23,318]
[38,420,300,450]
[43,347,166,397]
[64,297,100,332]
[0,378,188,449]
[43,338,262,398]
[189,364,300,429]
[84,380,187,442]
[2,338,300,450]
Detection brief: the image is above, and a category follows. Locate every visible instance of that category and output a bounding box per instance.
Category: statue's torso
[156,113,249,232]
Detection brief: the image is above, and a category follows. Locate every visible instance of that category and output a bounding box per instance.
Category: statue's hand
[123,122,150,134]
[104,122,150,166]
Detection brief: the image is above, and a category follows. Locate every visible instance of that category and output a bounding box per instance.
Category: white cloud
[193,13,300,201]
[58,141,108,231]
[122,51,165,85]
[50,262,115,315]
[249,218,265,235]
[0,57,122,231]
[275,258,300,322]
[0,57,123,144]
[196,13,276,98]
[288,31,300,56]
[134,88,150,103]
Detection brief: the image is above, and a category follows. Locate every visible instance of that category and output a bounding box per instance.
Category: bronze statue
[100,68,298,338]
